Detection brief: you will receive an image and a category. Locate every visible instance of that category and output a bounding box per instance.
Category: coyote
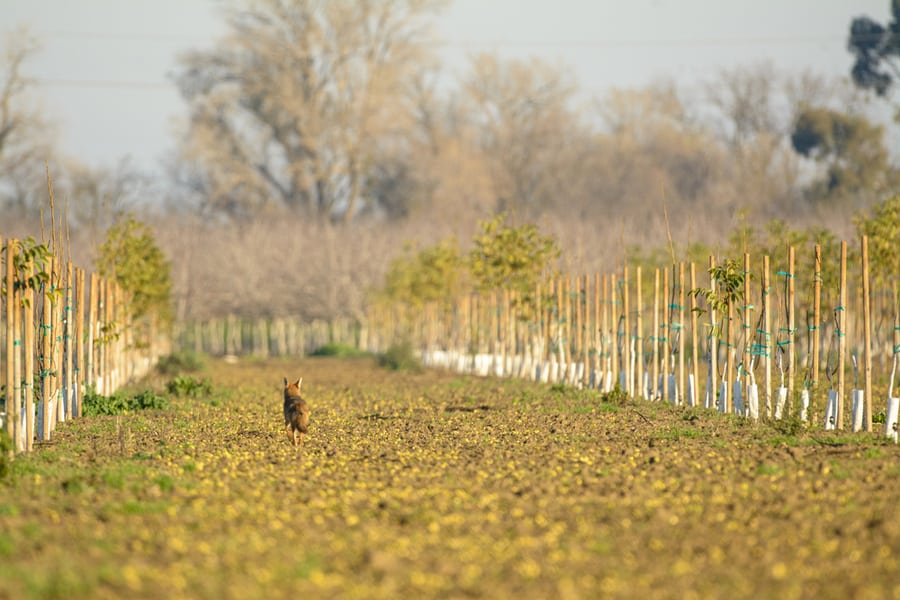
[283,377,310,447]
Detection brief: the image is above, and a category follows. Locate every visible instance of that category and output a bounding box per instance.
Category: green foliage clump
[0,429,12,481]
[856,195,900,290]
[96,216,173,324]
[689,258,748,336]
[310,343,368,358]
[469,213,560,299]
[376,214,560,321]
[381,238,465,309]
[1,237,55,305]
[166,375,212,398]
[82,388,169,417]
[378,340,421,372]
[156,351,206,376]
[791,106,889,198]
[727,217,844,293]
[602,382,630,405]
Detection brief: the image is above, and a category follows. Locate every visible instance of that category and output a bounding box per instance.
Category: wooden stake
[652,269,660,400]
[812,245,822,392]
[4,238,15,446]
[709,256,718,411]
[690,263,700,407]
[23,259,34,452]
[862,235,872,432]
[662,267,670,403]
[678,263,686,406]
[743,253,752,416]
[837,241,848,430]
[787,246,796,418]
[623,267,631,396]
[763,256,772,418]
[636,266,644,400]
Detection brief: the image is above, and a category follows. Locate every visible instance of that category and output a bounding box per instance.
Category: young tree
[856,195,900,289]
[468,213,560,316]
[379,238,465,309]
[96,216,172,325]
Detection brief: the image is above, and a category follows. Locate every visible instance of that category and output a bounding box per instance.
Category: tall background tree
[173,0,444,222]
[848,1,900,98]
[0,28,60,219]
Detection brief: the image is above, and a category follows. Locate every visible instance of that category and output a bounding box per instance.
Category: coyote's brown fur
[283,377,310,447]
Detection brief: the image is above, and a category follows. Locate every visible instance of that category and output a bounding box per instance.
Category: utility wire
[3,28,861,48]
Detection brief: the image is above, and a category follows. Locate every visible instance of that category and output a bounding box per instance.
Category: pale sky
[1,0,890,173]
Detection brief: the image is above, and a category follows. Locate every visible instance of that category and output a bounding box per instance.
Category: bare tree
[460,53,590,218]
[0,28,59,218]
[63,157,152,242]
[173,0,443,222]
[703,62,784,151]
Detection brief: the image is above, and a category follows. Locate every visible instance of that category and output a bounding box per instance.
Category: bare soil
[0,356,898,599]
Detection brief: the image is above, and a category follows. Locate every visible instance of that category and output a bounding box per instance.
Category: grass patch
[0,429,12,481]
[165,375,212,398]
[82,388,169,417]
[156,350,206,375]
[310,343,368,358]
[654,426,705,441]
[756,463,782,476]
[377,341,421,371]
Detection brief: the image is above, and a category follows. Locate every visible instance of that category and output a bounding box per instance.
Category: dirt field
[1,356,898,599]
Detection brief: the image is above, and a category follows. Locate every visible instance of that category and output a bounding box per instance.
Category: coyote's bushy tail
[283,377,310,446]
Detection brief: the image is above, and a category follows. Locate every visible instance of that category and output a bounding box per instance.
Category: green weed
[166,375,212,398]
[310,343,368,358]
[156,350,206,375]
[82,388,169,416]
[378,341,421,372]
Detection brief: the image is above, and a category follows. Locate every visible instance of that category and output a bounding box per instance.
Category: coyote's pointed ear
[283,376,288,387]
[296,377,302,388]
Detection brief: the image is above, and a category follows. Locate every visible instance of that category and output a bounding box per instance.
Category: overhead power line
[429,34,853,49]
[3,28,858,49]
[33,77,172,90]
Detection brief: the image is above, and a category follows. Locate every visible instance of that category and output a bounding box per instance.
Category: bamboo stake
[709,256,718,411]
[652,269,660,400]
[636,266,644,400]
[763,256,772,418]
[4,238,15,446]
[572,277,580,379]
[561,278,570,378]
[87,272,98,392]
[662,267,670,404]
[862,235,872,432]
[593,274,601,387]
[52,256,63,428]
[725,291,733,415]
[582,275,590,388]
[39,259,53,441]
[690,263,700,408]
[812,245,822,394]
[64,263,74,417]
[837,241,848,430]
[75,267,85,417]
[602,274,610,389]
[678,263,685,407]
[787,246,796,419]
[623,267,631,396]
[743,253,752,416]
[609,274,618,390]
[23,259,34,452]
